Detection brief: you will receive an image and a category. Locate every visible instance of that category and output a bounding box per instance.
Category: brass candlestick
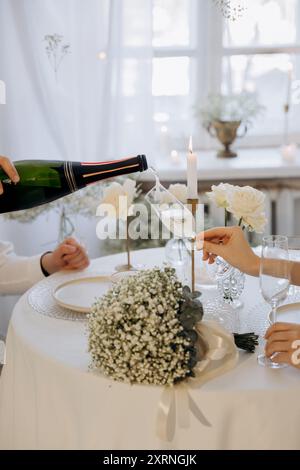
[283,103,290,145]
[116,216,134,272]
[187,198,199,293]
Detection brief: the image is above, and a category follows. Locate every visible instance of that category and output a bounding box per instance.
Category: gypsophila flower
[87,267,202,386]
[213,0,246,21]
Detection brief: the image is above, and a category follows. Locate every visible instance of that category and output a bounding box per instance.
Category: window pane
[224,0,299,47]
[123,0,152,47]
[122,59,138,97]
[153,58,198,156]
[153,0,191,47]
[152,57,190,96]
[222,53,300,136]
[154,96,194,156]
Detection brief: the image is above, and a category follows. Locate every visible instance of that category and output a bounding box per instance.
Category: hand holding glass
[258,235,290,368]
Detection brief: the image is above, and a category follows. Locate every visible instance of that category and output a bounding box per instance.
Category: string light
[97,51,107,60]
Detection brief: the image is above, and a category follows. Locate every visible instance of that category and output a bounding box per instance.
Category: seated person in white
[0,238,89,295]
[0,155,89,295]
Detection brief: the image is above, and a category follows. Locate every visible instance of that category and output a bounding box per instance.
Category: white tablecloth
[0,248,300,450]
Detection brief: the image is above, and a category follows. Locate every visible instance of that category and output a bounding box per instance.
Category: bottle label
[64,161,78,192]
[81,157,130,166]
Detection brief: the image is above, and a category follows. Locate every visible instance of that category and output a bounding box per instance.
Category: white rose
[242,213,267,233]
[206,183,234,209]
[98,179,137,220]
[227,186,265,222]
[122,179,138,207]
[161,183,188,204]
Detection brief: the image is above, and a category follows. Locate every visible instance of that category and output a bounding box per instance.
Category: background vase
[215,257,245,309]
[207,120,247,158]
[58,206,75,243]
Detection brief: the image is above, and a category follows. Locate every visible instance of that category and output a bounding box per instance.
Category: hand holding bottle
[0,155,20,194]
[41,238,90,274]
[0,155,147,214]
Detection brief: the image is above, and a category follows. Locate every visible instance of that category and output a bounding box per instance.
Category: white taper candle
[187,136,198,199]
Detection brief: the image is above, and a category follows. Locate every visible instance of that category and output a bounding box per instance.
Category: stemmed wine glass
[287,237,300,298]
[258,235,290,368]
[145,178,196,242]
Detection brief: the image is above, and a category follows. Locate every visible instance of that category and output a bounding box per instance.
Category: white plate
[269,302,300,324]
[53,276,112,313]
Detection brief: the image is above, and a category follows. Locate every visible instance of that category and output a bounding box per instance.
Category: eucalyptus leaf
[184,329,198,344]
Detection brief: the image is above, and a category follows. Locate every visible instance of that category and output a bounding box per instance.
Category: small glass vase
[215,257,245,309]
[58,206,75,243]
[165,238,190,285]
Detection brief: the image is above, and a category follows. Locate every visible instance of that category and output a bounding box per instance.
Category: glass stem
[225,210,229,227]
[270,300,278,325]
[126,217,131,268]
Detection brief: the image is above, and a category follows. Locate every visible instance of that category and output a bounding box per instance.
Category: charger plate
[269,302,300,324]
[53,275,112,313]
[28,271,113,321]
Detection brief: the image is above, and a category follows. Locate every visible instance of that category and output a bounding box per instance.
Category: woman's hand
[0,155,20,194]
[41,238,90,275]
[265,322,300,369]
[197,226,260,277]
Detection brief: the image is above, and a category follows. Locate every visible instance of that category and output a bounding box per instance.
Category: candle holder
[281,103,297,162]
[115,216,136,272]
[187,198,199,293]
[283,103,290,146]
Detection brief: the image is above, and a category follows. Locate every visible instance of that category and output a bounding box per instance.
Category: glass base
[229,299,244,310]
[257,354,288,369]
[210,314,225,325]
[115,263,144,272]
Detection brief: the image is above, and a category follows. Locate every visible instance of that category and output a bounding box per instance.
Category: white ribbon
[156,321,239,442]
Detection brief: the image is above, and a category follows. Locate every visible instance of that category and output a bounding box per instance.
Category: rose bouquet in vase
[207,183,267,308]
[98,178,140,272]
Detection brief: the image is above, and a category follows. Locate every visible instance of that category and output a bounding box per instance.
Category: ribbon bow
[156,321,239,441]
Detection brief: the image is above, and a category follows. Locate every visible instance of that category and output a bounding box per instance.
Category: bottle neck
[67,155,147,190]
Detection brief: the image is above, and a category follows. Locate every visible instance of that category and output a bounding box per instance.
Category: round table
[0,248,300,450]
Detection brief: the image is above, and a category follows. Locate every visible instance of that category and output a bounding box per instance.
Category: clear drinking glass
[288,237,300,298]
[258,235,290,368]
[145,180,196,241]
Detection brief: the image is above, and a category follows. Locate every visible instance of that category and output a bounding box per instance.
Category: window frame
[152,0,300,151]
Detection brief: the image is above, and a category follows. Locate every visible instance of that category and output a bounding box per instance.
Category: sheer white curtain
[0,0,154,161]
[0,0,155,335]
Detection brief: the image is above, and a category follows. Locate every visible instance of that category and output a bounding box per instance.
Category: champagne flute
[145,179,196,241]
[288,237,300,298]
[258,235,290,368]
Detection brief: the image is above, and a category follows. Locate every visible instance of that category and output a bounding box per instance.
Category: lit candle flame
[189,136,193,154]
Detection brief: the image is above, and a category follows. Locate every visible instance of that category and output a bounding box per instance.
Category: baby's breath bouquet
[88,267,206,386]
[88,267,258,387]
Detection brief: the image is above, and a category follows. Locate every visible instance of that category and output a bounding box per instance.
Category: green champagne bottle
[0,155,148,214]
